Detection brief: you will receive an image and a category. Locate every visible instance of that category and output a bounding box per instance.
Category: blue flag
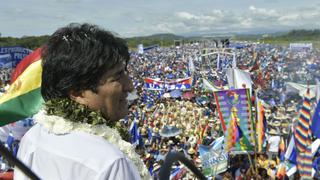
[147,128,152,141]
[285,135,297,164]
[6,133,14,150]
[312,100,320,139]
[129,120,140,146]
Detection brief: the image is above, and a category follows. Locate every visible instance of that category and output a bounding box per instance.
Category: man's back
[15,124,141,180]
[267,135,280,153]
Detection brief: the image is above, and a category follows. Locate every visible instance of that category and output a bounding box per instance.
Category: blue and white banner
[0,54,13,68]
[0,46,33,68]
[289,43,312,51]
[199,137,228,177]
[144,77,192,91]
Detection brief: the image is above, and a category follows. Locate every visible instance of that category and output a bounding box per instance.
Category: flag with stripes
[256,98,266,152]
[279,137,286,162]
[294,89,312,152]
[294,89,313,178]
[0,48,44,126]
[225,107,243,151]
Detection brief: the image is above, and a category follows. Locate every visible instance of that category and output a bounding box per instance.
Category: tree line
[0,33,183,50]
[1,29,319,50]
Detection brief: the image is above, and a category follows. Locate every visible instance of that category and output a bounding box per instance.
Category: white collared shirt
[14,124,141,180]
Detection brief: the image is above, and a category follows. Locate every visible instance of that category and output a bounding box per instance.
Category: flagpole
[246,151,256,176]
[253,89,259,174]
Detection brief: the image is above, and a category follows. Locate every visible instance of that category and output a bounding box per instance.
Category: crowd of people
[122,42,320,179]
[0,23,320,179]
[0,68,12,95]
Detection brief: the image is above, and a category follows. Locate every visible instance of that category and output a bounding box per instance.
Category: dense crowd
[1,41,320,179]
[123,43,320,179]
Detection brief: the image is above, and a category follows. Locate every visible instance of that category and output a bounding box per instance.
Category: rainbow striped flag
[225,109,243,151]
[215,89,255,152]
[279,137,286,162]
[276,163,286,179]
[277,137,287,179]
[294,89,312,152]
[296,147,313,179]
[256,98,266,152]
[0,48,44,126]
[294,89,313,179]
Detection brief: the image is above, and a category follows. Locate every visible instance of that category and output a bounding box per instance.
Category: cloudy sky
[1,0,320,37]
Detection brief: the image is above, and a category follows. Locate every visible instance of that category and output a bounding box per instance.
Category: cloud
[143,5,320,35]
[1,0,320,37]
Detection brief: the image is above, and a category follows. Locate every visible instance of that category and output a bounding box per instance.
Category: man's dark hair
[41,23,129,101]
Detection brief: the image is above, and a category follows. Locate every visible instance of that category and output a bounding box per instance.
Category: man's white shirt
[14,123,141,180]
[267,135,280,153]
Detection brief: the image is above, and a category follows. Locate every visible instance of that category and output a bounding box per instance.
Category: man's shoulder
[20,124,126,164]
[16,124,137,180]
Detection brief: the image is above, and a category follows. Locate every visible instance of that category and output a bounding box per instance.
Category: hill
[1,29,319,49]
[0,35,50,50]
[260,29,320,48]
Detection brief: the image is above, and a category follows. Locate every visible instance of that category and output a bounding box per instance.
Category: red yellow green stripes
[10,48,42,83]
[0,60,42,103]
[0,49,43,126]
[0,89,43,126]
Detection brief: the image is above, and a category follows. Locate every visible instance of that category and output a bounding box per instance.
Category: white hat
[153,163,161,172]
[268,128,280,135]
[188,147,196,155]
[270,121,281,127]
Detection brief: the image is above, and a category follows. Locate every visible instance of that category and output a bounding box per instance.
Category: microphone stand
[0,143,40,180]
[159,152,206,180]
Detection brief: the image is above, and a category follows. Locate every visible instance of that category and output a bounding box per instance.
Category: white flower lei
[34,110,151,180]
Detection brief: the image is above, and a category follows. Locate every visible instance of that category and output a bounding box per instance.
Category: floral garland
[34,99,151,180]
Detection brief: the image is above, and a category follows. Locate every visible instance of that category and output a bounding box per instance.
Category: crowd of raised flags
[0,41,320,179]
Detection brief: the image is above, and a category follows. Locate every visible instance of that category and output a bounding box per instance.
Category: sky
[1,0,320,37]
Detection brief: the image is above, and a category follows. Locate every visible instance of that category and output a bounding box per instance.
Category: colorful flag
[294,89,313,179]
[296,147,313,178]
[276,163,286,179]
[284,137,320,178]
[225,107,243,151]
[0,48,44,126]
[256,98,266,152]
[279,137,286,162]
[214,89,255,152]
[294,89,312,152]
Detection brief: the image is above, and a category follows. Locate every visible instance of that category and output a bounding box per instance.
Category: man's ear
[69,90,87,105]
